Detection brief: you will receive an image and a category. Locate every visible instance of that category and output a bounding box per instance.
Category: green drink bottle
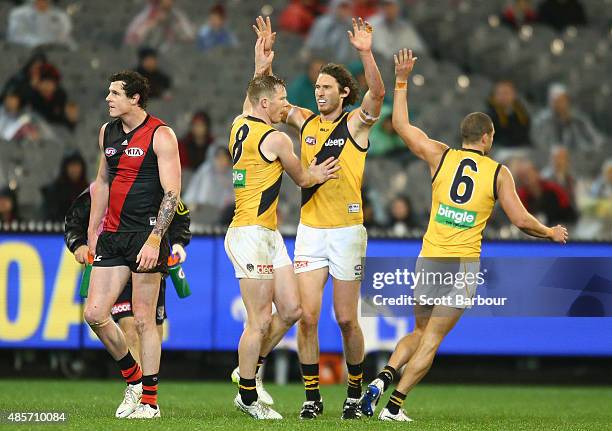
[168,253,191,298]
[79,253,94,298]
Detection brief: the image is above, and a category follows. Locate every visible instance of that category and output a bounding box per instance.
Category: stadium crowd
[0,0,610,239]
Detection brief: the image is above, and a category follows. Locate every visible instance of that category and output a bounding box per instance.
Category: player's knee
[281,305,302,325]
[336,316,359,334]
[299,310,319,328]
[257,314,273,336]
[83,307,106,327]
[133,314,155,335]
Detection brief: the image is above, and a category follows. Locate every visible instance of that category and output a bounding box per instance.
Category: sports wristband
[145,234,161,249]
[395,81,408,90]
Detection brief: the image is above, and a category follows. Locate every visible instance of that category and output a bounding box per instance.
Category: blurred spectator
[30,63,67,125]
[369,0,428,60]
[532,84,604,151]
[486,80,531,147]
[7,0,75,49]
[514,159,577,225]
[124,0,195,52]
[182,145,233,213]
[353,0,379,18]
[501,0,538,30]
[196,4,238,52]
[135,47,171,99]
[0,91,41,141]
[178,110,215,170]
[287,58,325,113]
[385,195,420,236]
[1,51,48,104]
[591,159,612,200]
[369,104,405,157]
[537,0,587,32]
[279,0,323,36]
[542,146,575,204]
[0,188,19,223]
[62,100,80,132]
[303,0,356,63]
[41,152,89,222]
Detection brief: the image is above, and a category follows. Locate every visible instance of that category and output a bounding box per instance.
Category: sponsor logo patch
[125,147,144,157]
[121,139,128,146]
[294,260,309,269]
[324,138,345,147]
[93,255,102,262]
[149,217,157,226]
[348,203,360,213]
[305,136,316,145]
[246,263,254,272]
[112,301,131,315]
[257,264,273,275]
[434,203,477,229]
[105,147,116,157]
[354,263,363,277]
[233,169,246,188]
[156,306,165,321]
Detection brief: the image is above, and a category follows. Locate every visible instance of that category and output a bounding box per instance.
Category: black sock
[117,352,142,385]
[256,356,266,375]
[300,363,321,402]
[386,390,406,415]
[239,377,257,406]
[347,362,363,399]
[377,365,397,391]
[141,374,159,408]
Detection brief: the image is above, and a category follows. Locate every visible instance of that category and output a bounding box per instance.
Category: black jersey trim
[258,129,276,164]
[246,115,267,124]
[462,148,485,156]
[149,124,165,151]
[347,129,369,152]
[300,113,318,138]
[493,163,502,200]
[258,175,283,216]
[431,147,451,184]
[124,114,150,136]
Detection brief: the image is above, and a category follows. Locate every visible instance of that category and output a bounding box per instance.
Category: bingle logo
[125,147,144,157]
[305,136,316,145]
[324,138,345,147]
[105,147,116,157]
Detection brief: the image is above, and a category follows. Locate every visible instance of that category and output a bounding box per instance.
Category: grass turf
[0,380,610,430]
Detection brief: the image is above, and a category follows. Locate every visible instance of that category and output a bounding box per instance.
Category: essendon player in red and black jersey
[83,71,181,419]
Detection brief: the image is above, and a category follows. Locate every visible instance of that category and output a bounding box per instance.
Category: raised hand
[253,15,276,54]
[394,48,418,82]
[309,157,341,184]
[348,17,373,52]
[254,37,274,75]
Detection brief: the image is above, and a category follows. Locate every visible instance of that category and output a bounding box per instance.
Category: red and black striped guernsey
[102,114,166,233]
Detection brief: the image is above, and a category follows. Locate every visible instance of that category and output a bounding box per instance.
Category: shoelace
[124,386,138,403]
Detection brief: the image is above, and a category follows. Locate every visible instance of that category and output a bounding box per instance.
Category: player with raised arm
[267,16,385,420]
[83,70,181,419]
[226,25,340,419]
[359,49,568,422]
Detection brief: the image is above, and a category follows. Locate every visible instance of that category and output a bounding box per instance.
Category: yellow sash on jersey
[229,115,283,230]
[421,148,501,257]
[300,112,367,228]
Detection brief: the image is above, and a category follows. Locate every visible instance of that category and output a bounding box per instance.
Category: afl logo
[105,147,116,157]
[305,136,316,145]
[125,147,144,157]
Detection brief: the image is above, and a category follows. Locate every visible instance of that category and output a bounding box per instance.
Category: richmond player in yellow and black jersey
[226,26,338,420]
[263,17,386,419]
[359,49,569,422]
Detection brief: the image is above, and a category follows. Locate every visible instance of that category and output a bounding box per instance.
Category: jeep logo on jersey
[324,138,345,147]
[305,136,316,145]
[105,147,117,157]
[125,147,144,157]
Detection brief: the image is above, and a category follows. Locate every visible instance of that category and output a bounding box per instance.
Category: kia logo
[125,147,144,157]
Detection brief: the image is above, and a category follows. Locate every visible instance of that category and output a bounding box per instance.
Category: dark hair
[138,46,158,60]
[460,112,494,143]
[319,63,359,107]
[246,75,286,105]
[108,70,150,108]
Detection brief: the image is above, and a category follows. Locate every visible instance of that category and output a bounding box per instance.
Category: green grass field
[0,380,611,430]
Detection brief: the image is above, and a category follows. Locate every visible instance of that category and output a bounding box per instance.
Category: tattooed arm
[136,126,182,271]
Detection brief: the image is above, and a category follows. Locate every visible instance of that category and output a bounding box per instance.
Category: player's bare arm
[347,17,385,147]
[87,123,109,256]
[392,49,448,175]
[137,126,181,270]
[262,131,339,187]
[497,165,568,243]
